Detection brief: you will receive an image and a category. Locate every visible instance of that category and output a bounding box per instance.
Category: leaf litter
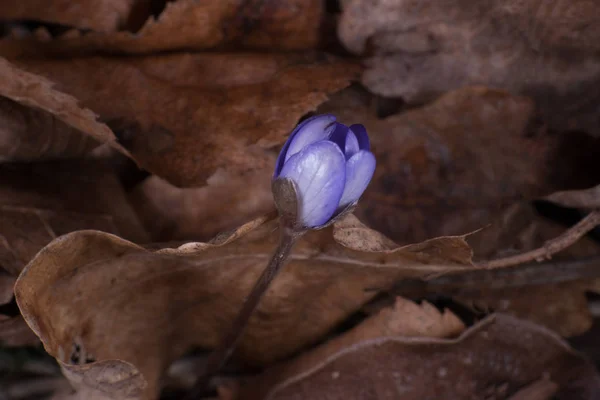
[1,53,358,186]
[1,0,600,399]
[15,214,473,399]
[0,0,324,57]
[339,0,600,135]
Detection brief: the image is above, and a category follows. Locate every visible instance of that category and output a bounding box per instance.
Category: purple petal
[274,114,336,177]
[329,123,359,159]
[328,122,348,149]
[279,141,346,227]
[339,150,376,207]
[345,130,360,158]
[285,115,337,162]
[349,124,370,150]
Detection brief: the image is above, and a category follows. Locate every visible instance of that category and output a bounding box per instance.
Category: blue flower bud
[273,114,376,228]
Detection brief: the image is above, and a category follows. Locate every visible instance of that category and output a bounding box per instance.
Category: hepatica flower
[190,115,376,392]
[273,114,376,228]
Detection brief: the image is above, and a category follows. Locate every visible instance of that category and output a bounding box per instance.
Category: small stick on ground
[478,211,600,269]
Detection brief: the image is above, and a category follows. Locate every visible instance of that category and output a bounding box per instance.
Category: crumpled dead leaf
[129,170,274,242]
[0,270,15,306]
[452,279,595,338]
[0,161,149,276]
[0,0,324,57]
[0,0,136,32]
[544,184,600,210]
[243,297,466,400]
[242,314,600,400]
[15,214,473,399]
[4,53,358,186]
[0,57,129,159]
[347,296,465,342]
[0,315,39,347]
[319,86,556,243]
[409,202,600,337]
[507,378,558,400]
[339,0,600,135]
[0,96,100,161]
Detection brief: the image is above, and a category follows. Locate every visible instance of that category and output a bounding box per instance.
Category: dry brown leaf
[0,0,136,32]
[241,315,600,400]
[507,378,558,400]
[319,86,555,244]
[396,202,600,337]
[0,315,39,347]
[0,161,149,276]
[544,185,600,210]
[129,171,273,242]
[459,282,593,337]
[8,53,358,186]
[0,96,100,161]
[15,214,473,399]
[461,202,600,337]
[0,270,15,306]
[0,57,129,158]
[467,202,600,261]
[245,297,465,400]
[339,0,600,135]
[0,0,324,57]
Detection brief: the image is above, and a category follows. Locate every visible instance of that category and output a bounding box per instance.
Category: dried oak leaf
[339,0,600,135]
[0,0,136,32]
[0,57,129,159]
[0,161,149,276]
[0,0,324,57]
[241,314,600,400]
[9,53,358,186]
[15,214,473,400]
[319,86,555,243]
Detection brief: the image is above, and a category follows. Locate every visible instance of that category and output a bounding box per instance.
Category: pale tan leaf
[58,360,146,400]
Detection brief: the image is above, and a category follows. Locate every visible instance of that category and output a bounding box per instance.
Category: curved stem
[185,227,301,399]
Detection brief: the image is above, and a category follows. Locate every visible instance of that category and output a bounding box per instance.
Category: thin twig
[185,228,300,399]
[478,211,600,269]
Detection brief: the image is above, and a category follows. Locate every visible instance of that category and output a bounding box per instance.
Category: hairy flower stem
[186,227,301,399]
